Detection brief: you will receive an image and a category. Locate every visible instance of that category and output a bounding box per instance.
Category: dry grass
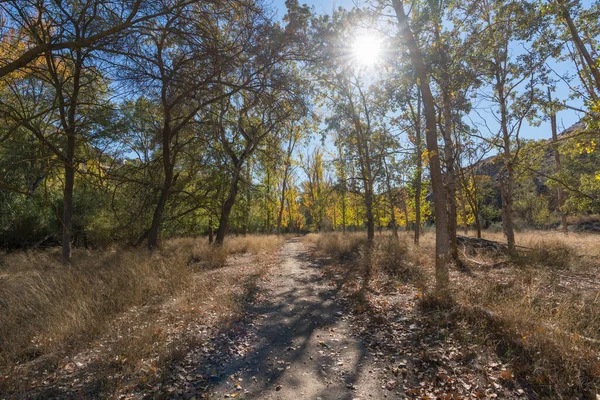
[0,234,284,396]
[304,232,368,261]
[306,230,600,398]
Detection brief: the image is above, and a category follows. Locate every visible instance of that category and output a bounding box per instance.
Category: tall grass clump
[526,239,576,270]
[370,236,424,283]
[0,235,284,369]
[305,232,368,261]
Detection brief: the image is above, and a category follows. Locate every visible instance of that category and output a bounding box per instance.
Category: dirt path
[206,238,391,400]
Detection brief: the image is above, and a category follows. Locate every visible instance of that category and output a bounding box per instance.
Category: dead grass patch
[308,230,600,398]
[0,234,283,397]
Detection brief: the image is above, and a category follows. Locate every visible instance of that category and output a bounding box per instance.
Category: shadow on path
[193,238,389,400]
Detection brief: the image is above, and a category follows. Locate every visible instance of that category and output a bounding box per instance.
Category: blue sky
[272,0,357,16]
[269,0,585,143]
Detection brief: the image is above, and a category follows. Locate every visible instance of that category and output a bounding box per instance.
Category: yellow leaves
[575,139,597,155]
[421,149,429,167]
[0,28,46,83]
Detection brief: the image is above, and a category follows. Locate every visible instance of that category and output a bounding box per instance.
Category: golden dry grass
[0,234,284,380]
[306,229,600,397]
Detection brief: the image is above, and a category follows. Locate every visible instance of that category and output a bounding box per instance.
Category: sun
[352,35,382,67]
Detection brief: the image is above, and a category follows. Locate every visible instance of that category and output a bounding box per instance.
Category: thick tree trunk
[500,174,516,254]
[434,27,459,264]
[286,197,294,233]
[148,170,173,249]
[393,0,451,293]
[215,166,242,246]
[60,51,83,265]
[475,213,482,239]
[148,121,173,249]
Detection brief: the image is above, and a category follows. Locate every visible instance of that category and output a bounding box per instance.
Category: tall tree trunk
[338,145,348,234]
[341,191,347,234]
[277,132,296,235]
[148,121,173,249]
[244,161,251,234]
[215,166,243,246]
[402,190,410,232]
[433,26,459,264]
[393,0,451,293]
[265,168,271,233]
[62,135,75,263]
[412,88,423,245]
[500,174,516,253]
[498,83,516,254]
[60,51,82,264]
[384,160,398,238]
[558,0,600,93]
[549,88,568,233]
[389,191,399,238]
[475,212,482,239]
[277,165,289,235]
[286,197,294,233]
[365,187,375,242]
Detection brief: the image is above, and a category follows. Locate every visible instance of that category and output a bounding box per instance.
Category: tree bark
[56,49,82,264]
[276,169,289,235]
[393,0,451,293]
[215,165,243,245]
[558,1,600,93]
[497,79,516,254]
[62,135,75,263]
[148,119,174,249]
[548,88,568,233]
[475,213,482,239]
[405,88,423,246]
[365,187,375,242]
[277,131,296,234]
[435,25,459,263]
[384,162,399,238]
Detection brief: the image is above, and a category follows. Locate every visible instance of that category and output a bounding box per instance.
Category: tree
[0,0,190,79]
[391,0,451,293]
[457,0,549,253]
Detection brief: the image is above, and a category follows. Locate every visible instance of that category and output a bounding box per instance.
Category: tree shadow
[184,239,375,399]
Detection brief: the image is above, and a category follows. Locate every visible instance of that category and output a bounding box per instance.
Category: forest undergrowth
[305,231,600,398]
[0,235,284,397]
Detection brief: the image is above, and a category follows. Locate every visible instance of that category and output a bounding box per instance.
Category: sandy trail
[207,238,391,400]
